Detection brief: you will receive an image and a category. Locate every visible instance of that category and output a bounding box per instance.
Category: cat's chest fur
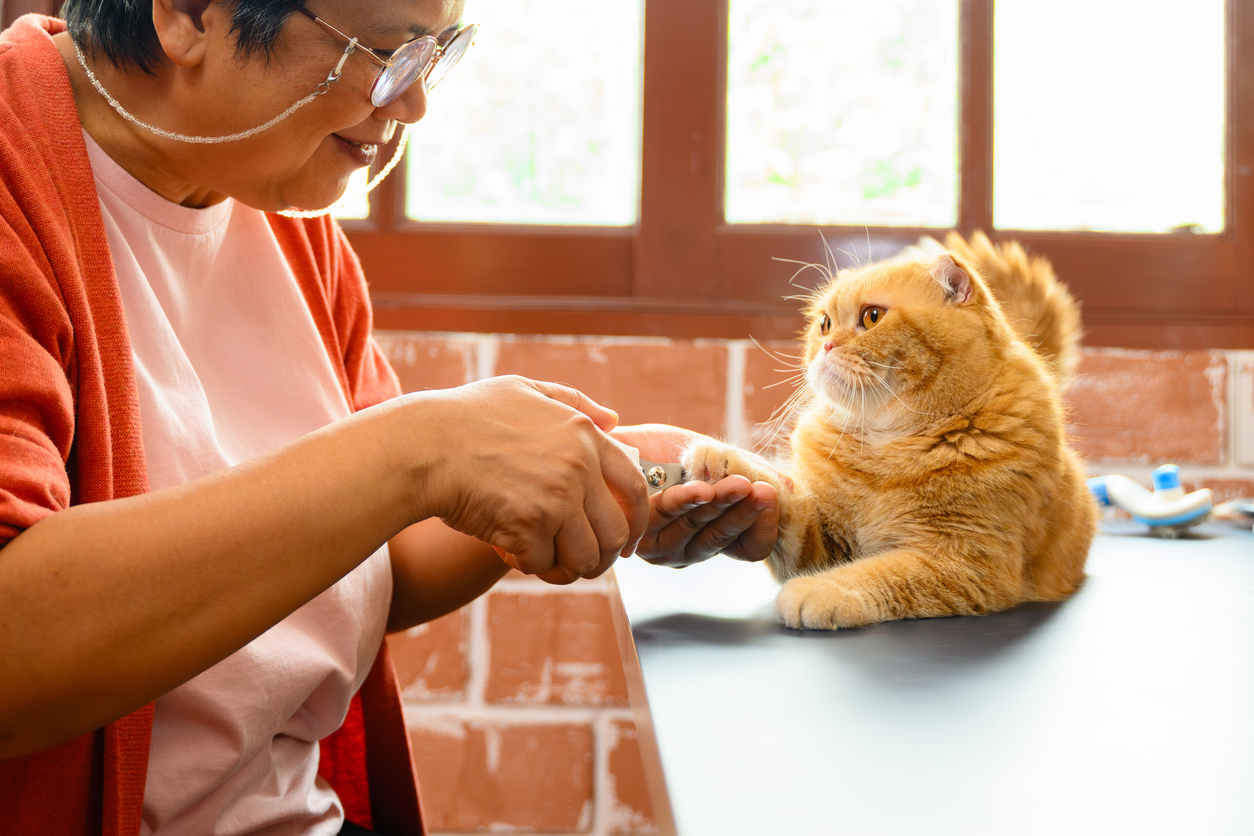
[789,432,916,564]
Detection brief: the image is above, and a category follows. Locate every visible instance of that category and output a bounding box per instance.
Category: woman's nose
[376,78,428,124]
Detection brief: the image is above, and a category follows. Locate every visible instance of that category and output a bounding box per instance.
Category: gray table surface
[611,522,1254,836]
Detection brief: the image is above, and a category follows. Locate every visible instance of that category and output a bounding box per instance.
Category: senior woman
[0,1,780,834]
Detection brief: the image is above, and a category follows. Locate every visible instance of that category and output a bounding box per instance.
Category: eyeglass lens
[425,24,477,90]
[371,39,437,107]
[370,24,478,107]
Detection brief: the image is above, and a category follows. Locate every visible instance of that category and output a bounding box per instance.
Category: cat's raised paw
[776,574,879,630]
[681,439,791,493]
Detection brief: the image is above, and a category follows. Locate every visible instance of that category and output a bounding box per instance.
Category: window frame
[350,0,1254,348]
[13,0,1248,347]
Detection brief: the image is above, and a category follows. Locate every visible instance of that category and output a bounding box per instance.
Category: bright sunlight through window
[994,0,1225,233]
[402,0,644,226]
[725,0,960,228]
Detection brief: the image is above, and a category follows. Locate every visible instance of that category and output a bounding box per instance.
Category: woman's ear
[152,0,215,68]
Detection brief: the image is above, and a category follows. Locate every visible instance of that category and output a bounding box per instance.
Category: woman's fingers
[530,379,620,433]
[425,377,649,586]
[600,436,650,554]
[538,519,600,584]
[637,477,778,568]
[609,423,700,464]
[709,483,779,562]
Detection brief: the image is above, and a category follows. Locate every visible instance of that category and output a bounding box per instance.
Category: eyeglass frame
[281,0,477,106]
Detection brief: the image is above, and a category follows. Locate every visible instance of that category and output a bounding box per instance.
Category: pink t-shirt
[84,132,393,836]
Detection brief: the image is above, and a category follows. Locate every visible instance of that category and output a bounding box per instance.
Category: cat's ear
[930,254,975,305]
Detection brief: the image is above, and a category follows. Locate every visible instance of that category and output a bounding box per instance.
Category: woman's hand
[413,376,650,584]
[610,424,780,568]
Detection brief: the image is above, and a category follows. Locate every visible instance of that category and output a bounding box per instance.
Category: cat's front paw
[681,439,791,494]
[777,574,879,630]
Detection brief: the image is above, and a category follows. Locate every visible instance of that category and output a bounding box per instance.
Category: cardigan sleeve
[320,216,403,412]
[0,212,77,547]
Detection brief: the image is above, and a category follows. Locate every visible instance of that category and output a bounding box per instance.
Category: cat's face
[801,253,997,430]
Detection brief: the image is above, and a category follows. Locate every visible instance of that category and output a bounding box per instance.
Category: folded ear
[929,254,974,305]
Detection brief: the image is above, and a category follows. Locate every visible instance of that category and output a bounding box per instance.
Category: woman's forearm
[386,518,511,633]
[0,399,424,759]
[0,376,647,759]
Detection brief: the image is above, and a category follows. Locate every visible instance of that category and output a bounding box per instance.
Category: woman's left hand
[609,425,779,568]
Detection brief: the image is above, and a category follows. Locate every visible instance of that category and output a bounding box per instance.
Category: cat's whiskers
[749,335,801,369]
[858,379,867,454]
[756,387,810,451]
[761,373,806,390]
[772,257,833,290]
[826,388,853,459]
[818,230,839,278]
[753,376,815,455]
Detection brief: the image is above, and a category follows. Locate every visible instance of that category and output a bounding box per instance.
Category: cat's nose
[823,340,836,353]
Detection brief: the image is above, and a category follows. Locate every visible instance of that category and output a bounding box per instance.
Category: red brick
[409,721,594,832]
[486,592,629,706]
[374,332,476,393]
[1065,350,1226,464]
[606,719,659,835]
[386,609,468,700]
[1237,354,1254,468]
[743,339,807,454]
[495,340,727,438]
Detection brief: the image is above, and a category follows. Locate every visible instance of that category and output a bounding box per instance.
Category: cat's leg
[681,439,821,577]
[777,548,1022,630]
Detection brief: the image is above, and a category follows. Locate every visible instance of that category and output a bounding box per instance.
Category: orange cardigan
[0,16,425,835]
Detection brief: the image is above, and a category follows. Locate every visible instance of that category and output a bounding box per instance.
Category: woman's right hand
[409,376,650,585]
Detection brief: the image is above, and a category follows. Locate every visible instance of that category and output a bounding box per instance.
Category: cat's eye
[860,306,887,330]
[819,314,832,335]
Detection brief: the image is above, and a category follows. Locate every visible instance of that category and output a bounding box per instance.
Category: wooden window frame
[13,0,1250,347]
[353,0,1254,348]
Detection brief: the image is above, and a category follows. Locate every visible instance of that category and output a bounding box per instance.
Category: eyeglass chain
[71,36,407,219]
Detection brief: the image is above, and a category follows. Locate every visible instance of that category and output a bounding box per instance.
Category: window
[403,0,643,227]
[15,0,1246,347]
[345,0,1252,348]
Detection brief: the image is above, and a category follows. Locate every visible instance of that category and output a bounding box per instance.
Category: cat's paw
[681,439,791,494]
[776,574,879,630]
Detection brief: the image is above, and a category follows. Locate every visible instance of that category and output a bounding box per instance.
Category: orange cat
[684,232,1097,630]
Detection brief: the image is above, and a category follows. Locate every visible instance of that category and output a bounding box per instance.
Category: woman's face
[159,0,466,211]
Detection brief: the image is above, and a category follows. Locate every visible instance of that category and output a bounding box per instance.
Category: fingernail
[730,491,749,502]
[754,497,774,511]
[682,499,711,510]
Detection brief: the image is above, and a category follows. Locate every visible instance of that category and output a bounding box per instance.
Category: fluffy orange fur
[684,233,1098,630]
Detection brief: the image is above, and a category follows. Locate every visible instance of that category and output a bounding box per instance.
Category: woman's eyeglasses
[282,0,477,107]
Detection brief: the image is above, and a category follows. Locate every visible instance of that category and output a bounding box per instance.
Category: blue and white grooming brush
[1088,464,1214,538]
[1212,497,1254,534]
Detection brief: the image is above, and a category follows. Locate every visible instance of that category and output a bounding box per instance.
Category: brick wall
[376,332,1254,835]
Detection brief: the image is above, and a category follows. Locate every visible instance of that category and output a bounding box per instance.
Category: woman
[0,1,779,834]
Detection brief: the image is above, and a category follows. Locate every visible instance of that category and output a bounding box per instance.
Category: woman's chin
[276,181,353,214]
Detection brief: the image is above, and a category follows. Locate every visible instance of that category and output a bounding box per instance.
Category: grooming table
[609,523,1254,836]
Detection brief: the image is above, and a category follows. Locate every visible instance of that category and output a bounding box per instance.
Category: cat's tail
[912,232,1083,385]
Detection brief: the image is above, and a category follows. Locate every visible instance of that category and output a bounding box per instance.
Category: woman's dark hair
[60,0,302,75]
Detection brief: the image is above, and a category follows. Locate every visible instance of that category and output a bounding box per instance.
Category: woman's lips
[333,134,378,168]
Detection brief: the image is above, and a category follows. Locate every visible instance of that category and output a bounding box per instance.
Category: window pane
[994,1,1225,233]
[725,0,959,227]
[404,0,643,226]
